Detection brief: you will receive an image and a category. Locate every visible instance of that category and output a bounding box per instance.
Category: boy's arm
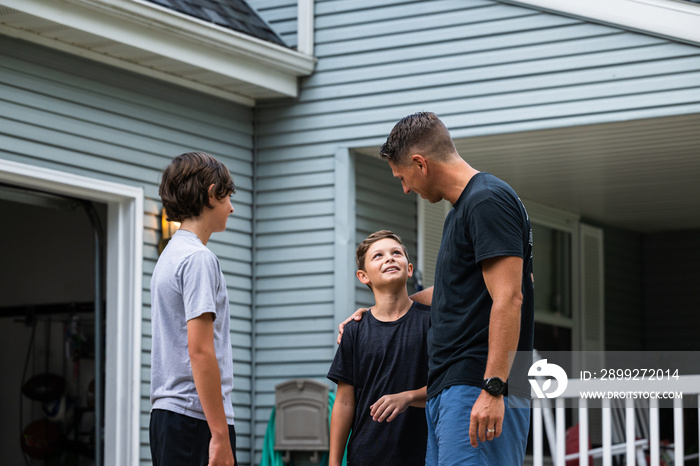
[188,314,235,466]
[330,382,355,466]
[369,386,427,423]
[336,286,434,344]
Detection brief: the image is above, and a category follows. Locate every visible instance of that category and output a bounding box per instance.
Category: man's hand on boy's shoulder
[336,308,369,344]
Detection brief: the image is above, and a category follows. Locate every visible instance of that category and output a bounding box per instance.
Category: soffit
[450,113,700,233]
[0,0,315,106]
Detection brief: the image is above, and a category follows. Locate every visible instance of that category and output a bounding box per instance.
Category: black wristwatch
[482,377,507,396]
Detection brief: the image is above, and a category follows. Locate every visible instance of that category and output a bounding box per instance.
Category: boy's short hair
[159,151,236,222]
[356,230,410,271]
[379,111,456,165]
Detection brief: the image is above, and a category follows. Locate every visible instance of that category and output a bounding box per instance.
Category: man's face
[388,158,441,203]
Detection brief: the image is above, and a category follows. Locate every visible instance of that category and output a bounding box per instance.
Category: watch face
[485,378,504,394]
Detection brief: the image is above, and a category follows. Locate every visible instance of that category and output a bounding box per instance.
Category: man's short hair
[159,151,236,222]
[379,111,456,164]
[356,230,410,271]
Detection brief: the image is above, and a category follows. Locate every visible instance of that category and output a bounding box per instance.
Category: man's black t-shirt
[428,172,534,399]
[327,302,430,465]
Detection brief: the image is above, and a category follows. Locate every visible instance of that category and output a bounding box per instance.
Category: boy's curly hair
[159,152,235,222]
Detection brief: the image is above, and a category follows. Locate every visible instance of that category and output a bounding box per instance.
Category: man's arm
[329,382,355,466]
[369,385,427,422]
[336,286,434,344]
[469,256,523,447]
[188,314,235,466]
[409,286,433,306]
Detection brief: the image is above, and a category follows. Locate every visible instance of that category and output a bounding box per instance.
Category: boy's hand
[336,308,369,344]
[208,434,235,466]
[369,393,411,423]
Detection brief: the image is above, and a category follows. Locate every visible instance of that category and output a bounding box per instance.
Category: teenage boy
[327,230,430,466]
[150,152,237,466]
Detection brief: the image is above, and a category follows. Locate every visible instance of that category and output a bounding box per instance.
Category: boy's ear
[407,262,414,278]
[356,269,371,286]
[207,183,216,198]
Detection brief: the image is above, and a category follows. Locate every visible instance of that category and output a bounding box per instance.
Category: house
[1,0,698,464]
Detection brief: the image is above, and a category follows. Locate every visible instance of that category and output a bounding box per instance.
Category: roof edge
[1,0,316,103]
[498,0,700,47]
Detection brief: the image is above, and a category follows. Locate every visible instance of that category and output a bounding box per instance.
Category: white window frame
[524,201,581,349]
[0,158,143,466]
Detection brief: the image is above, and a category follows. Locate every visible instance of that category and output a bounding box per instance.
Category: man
[340,112,534,465]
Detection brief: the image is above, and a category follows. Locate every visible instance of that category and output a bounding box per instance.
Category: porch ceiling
[359,113,700,234]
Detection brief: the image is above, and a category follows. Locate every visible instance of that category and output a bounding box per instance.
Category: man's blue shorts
[425,384,530,466]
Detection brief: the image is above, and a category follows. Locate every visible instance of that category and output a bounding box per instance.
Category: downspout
[250,105,260,465]
[297,0,315,56]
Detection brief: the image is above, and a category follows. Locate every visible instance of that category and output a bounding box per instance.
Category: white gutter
[499,0,700,47]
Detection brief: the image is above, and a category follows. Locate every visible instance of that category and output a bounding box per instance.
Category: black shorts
[149,409,238,466]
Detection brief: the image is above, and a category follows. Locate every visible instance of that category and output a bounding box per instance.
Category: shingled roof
[145,0,287,47]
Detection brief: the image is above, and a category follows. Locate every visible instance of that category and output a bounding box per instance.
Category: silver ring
[487,428,495,433]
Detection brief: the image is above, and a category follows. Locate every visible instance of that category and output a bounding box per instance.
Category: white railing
[532,375,700,466]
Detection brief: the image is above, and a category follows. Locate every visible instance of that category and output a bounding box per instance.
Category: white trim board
[499,0,700,46]
[0,158,144,466]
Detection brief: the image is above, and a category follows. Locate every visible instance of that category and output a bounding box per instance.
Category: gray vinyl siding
[253,0,700,461]
[355,154,418,308]
[248,0,298,49]
[0,36,255,466]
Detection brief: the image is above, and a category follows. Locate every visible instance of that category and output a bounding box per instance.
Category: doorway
[0,184,106,464]
[0,159,144,466]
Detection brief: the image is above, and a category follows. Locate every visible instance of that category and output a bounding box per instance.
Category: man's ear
[208,183,216,198]
[356,269,371,286]
[410,154,428,175]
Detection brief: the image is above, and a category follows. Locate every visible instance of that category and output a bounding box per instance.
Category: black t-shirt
[327,302,430,466]
[428,172,534,399]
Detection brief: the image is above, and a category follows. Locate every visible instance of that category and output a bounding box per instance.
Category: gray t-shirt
[150,229,234,424]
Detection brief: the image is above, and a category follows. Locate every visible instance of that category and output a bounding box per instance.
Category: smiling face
[357,237,413,290]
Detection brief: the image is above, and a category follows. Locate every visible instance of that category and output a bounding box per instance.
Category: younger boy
[150,152,237,466]
[327,230,430,466]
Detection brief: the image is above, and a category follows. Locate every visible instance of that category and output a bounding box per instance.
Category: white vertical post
[626,398,635,465]
[297,0,315,55]
[534,399,543,466]
[649,398,659,466]
[579,398,588,466]
[602,399,612,466]
[674,398,684,466]
[556,398,566,466]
